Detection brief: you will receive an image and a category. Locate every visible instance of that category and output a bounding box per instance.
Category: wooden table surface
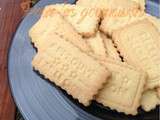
[0,0,30,120]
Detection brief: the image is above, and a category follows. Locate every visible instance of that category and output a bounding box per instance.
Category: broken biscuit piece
[141,90,160,112]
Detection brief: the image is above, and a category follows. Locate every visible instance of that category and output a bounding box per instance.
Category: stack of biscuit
[29,0,160,115]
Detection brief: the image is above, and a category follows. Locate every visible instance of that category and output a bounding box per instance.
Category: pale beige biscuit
[101,33,121,61]
[146,14,160,33]
[112,19,160,89]
[157,88,160,98]
[132,0,145,10]
[29,12,91,53]
[41,4,101,37]
[76,0,140,10]
[96,58,146,115]
[32,33,110,106]
[141,90,160,112]
[100,12,159,36]
[85,31,107,58]
[100,10,145,36]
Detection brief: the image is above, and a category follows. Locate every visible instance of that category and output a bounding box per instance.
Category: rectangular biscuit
[41,4,101,37]
[112,19,160,89]
[100,12,159,36]
[32,32,110,106]
[29,12,91,53]
[76,0,140,10]
[141,89,160,112]
[96,58,146,115]
[100,10,145,36]
[85,31,107,58]
[100,33,121,61]
[76,0,140,21]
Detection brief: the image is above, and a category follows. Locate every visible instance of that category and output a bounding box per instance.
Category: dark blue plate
[8,0,159,120]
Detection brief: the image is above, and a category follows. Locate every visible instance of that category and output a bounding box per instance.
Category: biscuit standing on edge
[42,4,101,37]
[141,90,160,112]
[32,32,110,106]
[29,12,91,53]
[146,14,160,33]
[96,58,146,115]
[157,88,160,98]
[85,31,107,58]
[132,0,145,10]
[101,33,121,61]
[112,19,160,89]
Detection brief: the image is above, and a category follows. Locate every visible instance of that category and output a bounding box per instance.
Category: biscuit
[42,4,101,37]
[146,14,160,33]
[32,32,110,106]
[76,0,140,10]
[100,10,145,36]
[101,33,121,61]
[96,58,146,115]
[157,88,160,98]
[100,12,159,36]
[29,12,91,53]
[141,90,160,112]
[112,19,160,89]
[85,31,107,58]
[76,0,140,21]
[132,0,145,10]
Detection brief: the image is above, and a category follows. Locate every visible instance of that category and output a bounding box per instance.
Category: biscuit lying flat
[42,4,101,37]
[29,12,91,53]
[96,58,146,115]
[112,19,160,89]
[32,32,110,106]
[141,90,160,112]
[101,33,121,61]
[85,31,107,58]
